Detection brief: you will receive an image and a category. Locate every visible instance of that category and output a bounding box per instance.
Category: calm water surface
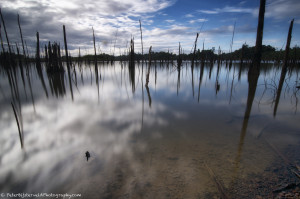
[0,62,299,198]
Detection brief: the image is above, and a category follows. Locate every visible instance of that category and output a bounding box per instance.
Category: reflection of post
[27,71,36,112]
[232,0,265,186]
[145,47,152,107]
[232,71,259,186]
[273,19,294,117]
[177,63,181,96]
[215,80,220,96]
[191,63,194,98]
[155,64,157,90]
[238,73,259,160]
[145,46,152,87]
[238,62,242,82]
[93,27,100,101]
[36,32,49,98]
[11,102,24,149]
[47,72,66,98]
[209,62,213,80]
[236,0,265,152]
[141,62,145,132]
[197,63,204,102]
[145,84,152,108]
[229,66,236,104]
[129,38,136,93]
[129,63,135,94]
[215,59,221,97]
[63,25,74,101]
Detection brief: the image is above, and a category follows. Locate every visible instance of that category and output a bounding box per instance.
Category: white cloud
[198,6,257,15]
[239,1,247,5]
[197,10,219,14]
[184,14,194,18]
[265,0,300,20]
[189,19,208,24]
[165,19,175,23]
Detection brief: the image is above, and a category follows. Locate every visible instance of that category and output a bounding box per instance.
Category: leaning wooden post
[17,14,27,66]
[283,19,294,69]
[63,25,69,66]
[139,20,144,64]
[0,23,5,53]
[92,27,97,63]
[36,32,40,62]
[192,33,199,69]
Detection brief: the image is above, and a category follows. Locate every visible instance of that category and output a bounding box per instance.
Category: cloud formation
[189,19,208,24]
[198,6,257,15]
[266,0,300,20]
[0,0,175,54]
[0,0,299,55]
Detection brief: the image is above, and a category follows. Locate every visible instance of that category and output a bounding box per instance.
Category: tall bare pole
[0,8,12,55]
[36,32,40,62]
[63,25,69,65]
[251,0,266,73]
[139,20,144,63]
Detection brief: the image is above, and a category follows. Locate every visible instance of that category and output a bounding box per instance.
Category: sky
[0,0,300,55]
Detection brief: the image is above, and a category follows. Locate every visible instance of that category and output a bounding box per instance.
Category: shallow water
[0,62,299,198]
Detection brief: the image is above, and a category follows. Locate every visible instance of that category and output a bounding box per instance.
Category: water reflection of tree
[177,63,181,96]
[197,63,204,102]
[129,38,135,94]
[235,71,260,168]
[47,71,66,98]
[231,0,265,190]
[273,19,294,117]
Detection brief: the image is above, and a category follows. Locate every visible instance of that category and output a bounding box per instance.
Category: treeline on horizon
[116,44,300,63]
[2,44,299,64]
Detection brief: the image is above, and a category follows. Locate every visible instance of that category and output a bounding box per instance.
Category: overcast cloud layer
[0,0,299,55]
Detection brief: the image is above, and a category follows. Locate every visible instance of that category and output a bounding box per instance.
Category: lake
[0,61,299,198]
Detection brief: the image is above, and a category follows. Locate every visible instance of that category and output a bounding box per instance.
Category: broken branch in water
[265,138,300,179]
[273,182,300,193]
[204,162,229,199]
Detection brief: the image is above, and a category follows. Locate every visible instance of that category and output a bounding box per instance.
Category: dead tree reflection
[232,0,265,188]
[273,19,294,117]
[198,63,204,102]
[35,32,49,98]
[129,38,135,93]
[47,71,66,98]
[177,62,181,96]
[145,47,152,108]
[63,25,74,101]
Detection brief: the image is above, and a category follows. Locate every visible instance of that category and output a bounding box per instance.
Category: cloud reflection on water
[0,62,299,197]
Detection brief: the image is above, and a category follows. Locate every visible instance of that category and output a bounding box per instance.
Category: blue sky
[1,0,299,55]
